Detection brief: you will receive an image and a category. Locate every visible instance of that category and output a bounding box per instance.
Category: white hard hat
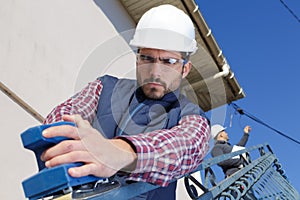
[130,4,198,54]
[211,124,226,139]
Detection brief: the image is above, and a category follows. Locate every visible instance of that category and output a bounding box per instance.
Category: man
[41,4,210,200]
[211,125,257,200]
[211,124,251,177]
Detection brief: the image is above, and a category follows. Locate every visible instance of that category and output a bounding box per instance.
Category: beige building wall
[0,1,201,199]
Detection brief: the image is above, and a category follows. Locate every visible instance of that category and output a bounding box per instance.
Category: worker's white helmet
[211,124,226,139]
[130,4,198,54]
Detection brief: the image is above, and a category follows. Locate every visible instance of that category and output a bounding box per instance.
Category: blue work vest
[92,75,205,200]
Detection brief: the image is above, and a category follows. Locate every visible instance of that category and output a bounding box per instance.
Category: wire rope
[230,103,300,145]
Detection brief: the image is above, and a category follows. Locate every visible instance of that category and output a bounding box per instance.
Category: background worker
[41,4,210,200]
[211,124,257,200]
[211,124,252,177]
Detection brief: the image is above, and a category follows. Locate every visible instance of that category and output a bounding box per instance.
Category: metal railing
[45,143,298,200]
[184,143,299,200]
[80,143,299,200]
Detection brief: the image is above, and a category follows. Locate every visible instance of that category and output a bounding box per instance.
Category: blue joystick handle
[21,121,76,170]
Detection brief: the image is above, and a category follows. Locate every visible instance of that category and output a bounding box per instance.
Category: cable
[230,103,300,145]
[279,0,300,23]
[0,81,44,123]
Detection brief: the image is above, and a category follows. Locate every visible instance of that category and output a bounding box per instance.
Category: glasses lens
[161,58,178,65]
[137,54,185,66]
[138,54,154,63]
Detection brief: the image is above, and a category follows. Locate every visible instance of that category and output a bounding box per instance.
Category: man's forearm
[119,115,210,186]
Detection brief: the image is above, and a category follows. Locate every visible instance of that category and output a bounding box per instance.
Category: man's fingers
[246,126,251,132]
[44,151,117,177]
[42,125,80,139]
[45,151,93,167]
[244,125,252,133]
[68,163,95,177]
[62,115,76,123]
[68,114,92,129]
[62,114,91,129]
[41,140,84,161]
[41,114,122,178]
[68,163,116,178]
[43,115,93,140]
[68,163,117,178]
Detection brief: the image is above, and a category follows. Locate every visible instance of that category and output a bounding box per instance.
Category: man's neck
[217,138,228,142]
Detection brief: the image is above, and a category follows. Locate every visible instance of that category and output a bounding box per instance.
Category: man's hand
[244,125,252,134]
[41,114,137,178]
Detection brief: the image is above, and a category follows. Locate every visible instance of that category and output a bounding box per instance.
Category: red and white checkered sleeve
[119,114,210,187]
[43,79,103,124]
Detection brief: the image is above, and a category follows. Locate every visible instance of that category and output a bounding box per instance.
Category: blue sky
[197,0,300,192]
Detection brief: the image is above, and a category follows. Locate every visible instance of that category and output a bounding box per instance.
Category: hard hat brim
[130,28,197,54]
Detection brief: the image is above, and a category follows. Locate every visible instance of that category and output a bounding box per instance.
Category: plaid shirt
[44,79,210,187]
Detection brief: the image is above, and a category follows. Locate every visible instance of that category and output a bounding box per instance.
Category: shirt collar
[135,87,180,104]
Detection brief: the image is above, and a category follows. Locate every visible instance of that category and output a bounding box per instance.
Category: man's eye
[162,58,177,65]
[141,55,154,62]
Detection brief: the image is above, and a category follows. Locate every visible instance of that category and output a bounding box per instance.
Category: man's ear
[182,61,192,78]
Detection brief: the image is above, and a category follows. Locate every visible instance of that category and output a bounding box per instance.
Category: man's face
[136,48,191,99]
[219,131,229,141]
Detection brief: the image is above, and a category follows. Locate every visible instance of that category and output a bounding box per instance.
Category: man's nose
[149,62,162,77]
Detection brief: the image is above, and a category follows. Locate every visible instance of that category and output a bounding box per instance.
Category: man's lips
[147,82,163,87]
[142,78,167,89]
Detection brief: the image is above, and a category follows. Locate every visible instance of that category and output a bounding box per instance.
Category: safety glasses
[136,53,187,67]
